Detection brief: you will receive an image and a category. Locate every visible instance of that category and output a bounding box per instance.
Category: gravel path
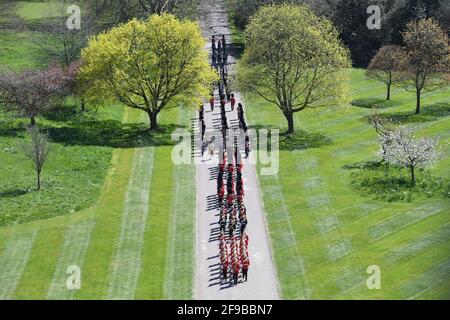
[195,0,280,300]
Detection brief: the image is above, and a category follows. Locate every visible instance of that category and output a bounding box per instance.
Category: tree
[33,0,95,68]
[228,0,449,68]
[384,0,443,44]
[237,4,351,134]
[380,126,440,185]
[79,14,216,131]
[367,45,405,100]
[0,64,71,127]
[369,113,397,161]
[21,127,51,191]
[332,0,385,67]
[399,18,450,114]
[227,0,337,30]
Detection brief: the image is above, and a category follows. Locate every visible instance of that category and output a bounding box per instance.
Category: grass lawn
[0,5,197,297]
[0,103,126,226]
[0,32,51,70]
[243,68,450,299]
[14,1,63,21]
[0,106,197,299]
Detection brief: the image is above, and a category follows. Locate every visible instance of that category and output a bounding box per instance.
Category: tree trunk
[285,112,294,134]
[149,112,158,131]
[37,170,41,191]
[415,90,421,114]
[410,165,415,186]
[386,82,391,101]
[81,97,86,112]
[30,116,36,127]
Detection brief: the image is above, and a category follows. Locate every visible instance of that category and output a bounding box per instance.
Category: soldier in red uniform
[232,257,240,285]
[218,184,225,205]
[230,93,236,111]
[241,256,250,282]
[220,245,229,281]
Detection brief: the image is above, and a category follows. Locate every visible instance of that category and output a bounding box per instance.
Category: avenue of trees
[238,4,351,134]
[0,1,447,190]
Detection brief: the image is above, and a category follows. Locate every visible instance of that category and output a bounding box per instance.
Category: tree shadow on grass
[47,120,182,148]
[343,160,382,170]
[249,124,332,151]
[351,98,395,109]
[372,102,450,124]
[41,103,81,122]
[0,188,29,198]
[0,119,25,138]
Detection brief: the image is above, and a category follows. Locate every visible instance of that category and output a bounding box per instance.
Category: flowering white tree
[379,126,440,185]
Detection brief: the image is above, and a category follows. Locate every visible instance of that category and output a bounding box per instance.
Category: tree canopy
[238,4,351,134]
[366,45,405,100]
[79,14,217,130]
[0,64,71,127]
[399,18,450,114]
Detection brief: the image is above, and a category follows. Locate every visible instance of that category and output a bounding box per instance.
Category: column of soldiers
[217,151,250,285]
[212,35,228,83]
[209,34,250,285]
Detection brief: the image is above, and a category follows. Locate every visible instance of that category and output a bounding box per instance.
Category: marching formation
[217,159,250,285]
[199,34,252,286]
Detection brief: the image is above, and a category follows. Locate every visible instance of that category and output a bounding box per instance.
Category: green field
[0,32,52,70]
[0,1,196,300]
[245,69,450,299]
[15,1,63,21]
[0,106,196,299]
[0,0,449,300]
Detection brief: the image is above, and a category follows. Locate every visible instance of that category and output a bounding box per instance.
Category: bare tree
[35,0,95,67]
[21,127,51,191]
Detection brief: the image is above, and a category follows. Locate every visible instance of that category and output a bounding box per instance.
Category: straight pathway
[195,0,280,300]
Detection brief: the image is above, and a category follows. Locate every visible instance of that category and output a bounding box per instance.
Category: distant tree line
[81,0,200,26]
[228,0,450,67]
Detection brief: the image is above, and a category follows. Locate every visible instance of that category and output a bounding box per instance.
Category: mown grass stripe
[401,258,450,300]
[163,162,195,299]
[260,175,311,299]
[47,219,96,300]
[73,112,137,299]
[384,224,450,264]
[368,203,447,241]
[106,146,155,300]
[135,146,174,299]
[0,230,38,299]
